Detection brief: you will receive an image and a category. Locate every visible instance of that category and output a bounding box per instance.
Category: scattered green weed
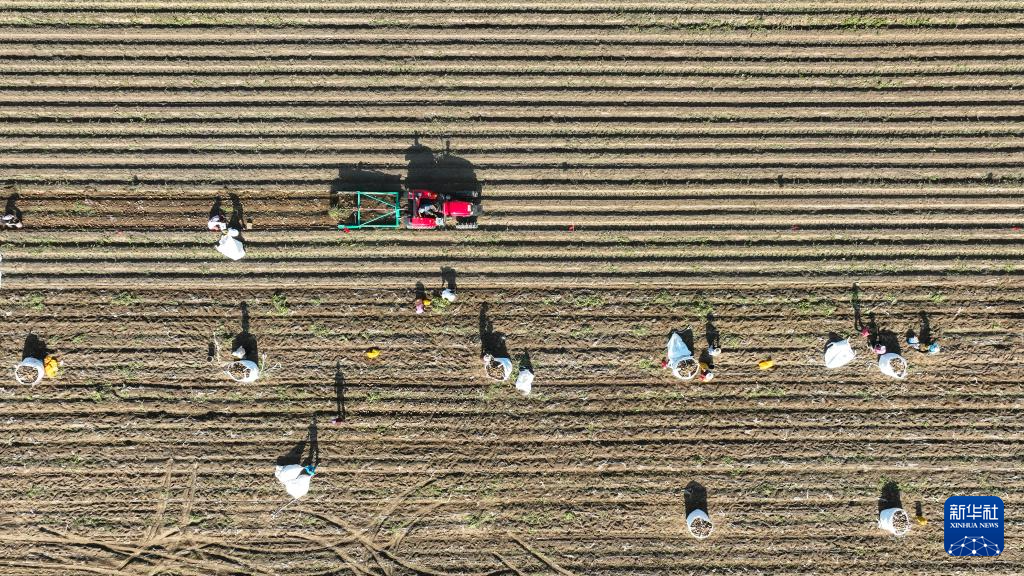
[271,292,290,315]
[111,291,138,306]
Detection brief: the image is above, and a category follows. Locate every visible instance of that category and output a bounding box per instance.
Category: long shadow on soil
[518,350,534,373]
[852,282,864,333]
[405,136,482,194]
[864,312,902,356]
[276,418,319,468]
[209,195,224,221]
[705,313,720,350]
[441,266,457,293]
[700,314,720,369]
[22,333,49,360]
[684,481,709,515]
[304,418,319,468]
[333,361,346,423]
[879,481,903,512]
[227,193,246,239]
[906,311,936,349]
[331,162,402,196]
[231,302,259,362]
[479,303,509,359]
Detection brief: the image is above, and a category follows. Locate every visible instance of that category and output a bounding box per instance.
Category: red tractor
[407,188,482,230]
[403,137,483,230]
[333,137,484,231]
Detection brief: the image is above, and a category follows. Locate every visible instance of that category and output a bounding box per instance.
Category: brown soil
[0,3,1020,575]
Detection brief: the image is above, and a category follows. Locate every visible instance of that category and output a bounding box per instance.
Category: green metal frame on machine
[338,191,402,229]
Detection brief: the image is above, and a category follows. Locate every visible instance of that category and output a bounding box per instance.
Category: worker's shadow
[705,313,720,350]
[699,314,720,368]
[209,195,224,221]
[333,361,346,423]
[684,480,709,516]
[878,480,903,513]
[852,282,864,333]
[231,302,259,362]
[865,312,901,355]
[405,136,481,196]
[876,328,902,356]
[22,333,50,360]
[441,266,457,293]
[518,350,534,373]
[479,303,509,359]
[227,193,246,240]
[276,418,319,468]
[906,311,935,349]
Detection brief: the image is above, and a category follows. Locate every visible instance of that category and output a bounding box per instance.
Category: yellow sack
[43,355,59,378]
[757,359,775,371]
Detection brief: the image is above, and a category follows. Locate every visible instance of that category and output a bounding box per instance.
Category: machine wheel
[455,217,479,230]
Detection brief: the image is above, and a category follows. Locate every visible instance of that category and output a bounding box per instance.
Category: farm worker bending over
[207,195,245,260]
[208,195,227,231]
[440,266,457,302]
[275,464,316,499]
[483,354,513,381]
[906,312,941,355]
[907,334,940,354]
[664,330,699,380]
[224,344,260,382]
[3,193,23,229]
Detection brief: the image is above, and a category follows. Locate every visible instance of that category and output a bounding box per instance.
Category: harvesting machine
[332,137,483,231]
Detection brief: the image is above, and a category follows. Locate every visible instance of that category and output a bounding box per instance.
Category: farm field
[0,1,1023,575]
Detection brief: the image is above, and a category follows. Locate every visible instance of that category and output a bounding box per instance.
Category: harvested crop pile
[14,365,40,384]
[227,362,251,381]
[484,358,507,380]
[889,356,908,375]
[689,518,713,539]
[892,510,911,535]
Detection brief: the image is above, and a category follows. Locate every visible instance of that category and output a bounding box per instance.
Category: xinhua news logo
[944,496,1004,557]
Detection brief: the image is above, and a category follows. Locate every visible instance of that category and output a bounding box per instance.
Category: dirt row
[9,61,1024,75]
[8,44,1024,60]
[7,105,1024,121]
[4,9,1024,27]
[4,122,1021,138]
[10,1,1024,12]
[5,91,1024,106]
[7,26,1024,42]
